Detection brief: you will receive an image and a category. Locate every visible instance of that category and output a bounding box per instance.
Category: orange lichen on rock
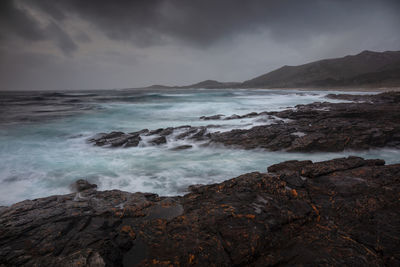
[232,213,256,219]
[311,204,321,222]
[291,189,298,197]
[188,254,195,264]
[120,225,136,239]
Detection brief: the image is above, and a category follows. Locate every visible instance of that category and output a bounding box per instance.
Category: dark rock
[171,145,193,150]
[124,136,141,147]
[89,92,400,153]
[128,129,148,136]
[175,127,199,139]
[103,131,125,139]
[200,114,224,120]
[187,184,204,193]
[1,157,399,266]
[111,136,131,147]
[267,159,313,174]
[224,114,241,120]
[190,127,207,140]
[210,92,400,151]
[70,179,98,192]
[300,156,366,178]
[146,128,164,135]
[149,136,167,145]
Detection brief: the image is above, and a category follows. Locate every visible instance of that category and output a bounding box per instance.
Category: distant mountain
[141,80,240,90]
[182,80,241,89]
[242,50,400,88]
[137,50,400,90]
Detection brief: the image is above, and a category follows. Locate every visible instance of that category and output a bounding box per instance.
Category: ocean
[0,88,398,205]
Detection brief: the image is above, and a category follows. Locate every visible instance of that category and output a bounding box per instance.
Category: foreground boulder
[0,156,399,266]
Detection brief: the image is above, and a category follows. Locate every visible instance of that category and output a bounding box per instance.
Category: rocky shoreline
[1,91,400,266]
[0,156,399,266]
[89,92,400,152]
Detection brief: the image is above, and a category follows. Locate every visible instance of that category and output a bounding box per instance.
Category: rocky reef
[1,156,399,266]
[88,92,400,152]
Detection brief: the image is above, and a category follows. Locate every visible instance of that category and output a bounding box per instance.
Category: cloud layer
[0,0,399,90]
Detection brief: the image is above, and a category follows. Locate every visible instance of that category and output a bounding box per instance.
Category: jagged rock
[124,136,141,147]
[149,136,167,145]
[199,114,224,120]
[128,129,149,136]
[267,159,313,174]
[210,92,400,151]
[171,145,193,150]
[223,114,240,120]
[89,92,400,152]
[70,179,97,192]
[175,127,199,139]
[190,127,207,140]
[1,157,399,266]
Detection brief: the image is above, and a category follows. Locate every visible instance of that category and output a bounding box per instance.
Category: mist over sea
[0,88,398,205]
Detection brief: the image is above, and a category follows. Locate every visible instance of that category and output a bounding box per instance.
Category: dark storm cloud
[0,0,399,90]
[2,0,400,51]
[24,0,400,47]
[0,0,45,41]
[0,0,78,55]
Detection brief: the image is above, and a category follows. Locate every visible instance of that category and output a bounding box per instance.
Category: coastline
[1,156,399,266]
[1,91,400,266]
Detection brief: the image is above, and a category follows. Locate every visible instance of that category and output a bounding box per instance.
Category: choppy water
[0,88,398,205]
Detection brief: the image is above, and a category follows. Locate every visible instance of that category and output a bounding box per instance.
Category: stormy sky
[0,0,399,91]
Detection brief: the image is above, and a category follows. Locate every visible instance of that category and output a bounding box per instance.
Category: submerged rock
[1,156,399,266]
[200,114,224,120]
[171,145,193,150]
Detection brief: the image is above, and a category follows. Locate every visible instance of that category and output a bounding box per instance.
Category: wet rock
[1,157,399,266]
[200,114,224,120]
[146,128,164,135]
[70,179,97,192]
[103,131,125,139]
[128,129,149,136]
[175,127,199,139]
[300,156,367,178]
[210,92,400,151]
[190,127,207,140]
[90,92,400,152]
[88,131,142,147]
[187,184,204,193]
[223,114,240,120]
[124,136,141,147]
[267,159,313,174]
[149,136,167,145]
[171,145,193,150]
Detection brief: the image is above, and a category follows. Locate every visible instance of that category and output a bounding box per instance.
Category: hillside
[137,50,400,90]
[242,50,400,88]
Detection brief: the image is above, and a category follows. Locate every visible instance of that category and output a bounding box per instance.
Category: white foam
[0,89,397,205]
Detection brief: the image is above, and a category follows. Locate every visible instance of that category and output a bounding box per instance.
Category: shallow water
[0,88,398,205]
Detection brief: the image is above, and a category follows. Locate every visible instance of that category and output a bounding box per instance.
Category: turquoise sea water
[0,88,398,205]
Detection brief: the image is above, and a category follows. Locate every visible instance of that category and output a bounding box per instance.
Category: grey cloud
[0,0,45,41]
[0,0,399,90]
[26,0,400,47]
[0,0,78,55]
[45,22,78,55]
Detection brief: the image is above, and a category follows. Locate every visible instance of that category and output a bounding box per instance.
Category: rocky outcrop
[210,91,400,151]
[1,156,399,266]
[88,125,211,148]
[90,92,400,152]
